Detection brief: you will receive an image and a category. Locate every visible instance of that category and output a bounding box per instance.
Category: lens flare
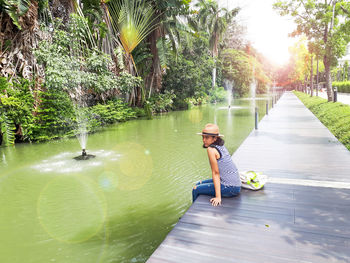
[37,175,107,243]
[98,171,118,192]
[106,142,153,191]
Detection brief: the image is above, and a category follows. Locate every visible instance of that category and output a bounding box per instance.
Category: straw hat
[197,123,224,137]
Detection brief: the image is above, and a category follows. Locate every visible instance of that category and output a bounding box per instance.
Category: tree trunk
[211,32,219,89]
[323,0,336,102]
[147,26,162,95]
[212,65,216,89]
[148,74,154,99]
[129,88,135,106]
[324,57,333,102]
[50,0,75,23]
[136,86,142,106]
[316,58,319,97]
[126,54,136,106]
[310,55,313,97]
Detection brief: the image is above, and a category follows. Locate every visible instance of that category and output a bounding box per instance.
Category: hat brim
[196,132,224,137]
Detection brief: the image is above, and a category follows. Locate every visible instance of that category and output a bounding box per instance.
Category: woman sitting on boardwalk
[193,123,241,206]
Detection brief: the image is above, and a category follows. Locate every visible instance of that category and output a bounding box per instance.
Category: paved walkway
[147,92,350,263]
[317,91,350,105]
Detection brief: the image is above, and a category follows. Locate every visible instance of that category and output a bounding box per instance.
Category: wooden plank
[180,209,350,239]
[150,237,301,263]
[169,222,350,261]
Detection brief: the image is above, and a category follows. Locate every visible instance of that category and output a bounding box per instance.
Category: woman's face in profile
[202,135,217,148]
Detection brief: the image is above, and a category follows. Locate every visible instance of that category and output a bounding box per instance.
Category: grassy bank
[294,91,350,151]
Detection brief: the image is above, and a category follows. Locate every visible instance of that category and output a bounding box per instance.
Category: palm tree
[1,0,32,30]
[195,0,239,88]
[0,0,45,80]
[106,0,158,105]
[50,0,75,23]
[145,2,193,98]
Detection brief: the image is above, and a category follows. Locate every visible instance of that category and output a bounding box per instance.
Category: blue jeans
[192,179,241,202]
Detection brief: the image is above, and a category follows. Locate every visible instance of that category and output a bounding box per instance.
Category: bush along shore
[0,76,145,146]
[0,76,227,147]
[294,91,350,151]
[332,81,350,93]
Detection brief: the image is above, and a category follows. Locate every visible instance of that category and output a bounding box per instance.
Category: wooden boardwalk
[147,92,350,263]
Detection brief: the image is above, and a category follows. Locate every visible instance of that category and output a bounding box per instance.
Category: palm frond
[3,0,31,29]
[74,1,97,48]
[156,37,168,69]
[132,46,152,66]
[163,15,194,58]
[187,16,199,31]
[130,43,152,79]
[0,111,15,147]
[108,0,159,55]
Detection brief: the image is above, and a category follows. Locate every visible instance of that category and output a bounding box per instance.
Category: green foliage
[35,16,119,95]
[0,111,15,146]
[195,0,239,57]
[80,0,108,49]
[32,15,124,140]
[116,72,142,94]
[221,49,252,97]
[274,0,350,98]
[332,81,350,93]
[32,93,143,141]
[115,46,126,70]
[0,0,49,30]
[208,86,226,103]
[186,90,209,106]
[273,0,350,60]
[107,0,157,55]
[333,62,350,82]
[32,89,76,141]
[156,37,168,69]
[0,13,148,143]
[163,33,214,109]
[0,77,35,143]
[90,99,139,125]
[1,0,30,30]
[0,74,146,143]
[143,101,152,119]
[147,91,176,113]
[295,91,350,151]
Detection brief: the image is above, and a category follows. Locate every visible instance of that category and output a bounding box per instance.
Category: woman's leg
[196,179,213,185]
[192,182,216,202]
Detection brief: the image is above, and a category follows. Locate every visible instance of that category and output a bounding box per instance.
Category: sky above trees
[217,0,296,65]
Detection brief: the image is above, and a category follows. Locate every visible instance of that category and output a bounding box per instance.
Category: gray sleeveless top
[210,144,241,187]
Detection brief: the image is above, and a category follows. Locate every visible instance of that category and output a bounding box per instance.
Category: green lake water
[0,97,271,263]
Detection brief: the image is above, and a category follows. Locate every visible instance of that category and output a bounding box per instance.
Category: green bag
[239,171,267,190]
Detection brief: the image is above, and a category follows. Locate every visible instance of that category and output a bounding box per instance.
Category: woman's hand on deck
[210,197,221,206]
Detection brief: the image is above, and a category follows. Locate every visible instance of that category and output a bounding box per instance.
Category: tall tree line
[274,0,350,100]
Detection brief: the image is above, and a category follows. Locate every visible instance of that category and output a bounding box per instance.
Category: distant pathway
[147,92,350,263]
[234,91,350,183]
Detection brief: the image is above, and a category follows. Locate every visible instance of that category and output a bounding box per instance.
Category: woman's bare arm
[207,147,221,206]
